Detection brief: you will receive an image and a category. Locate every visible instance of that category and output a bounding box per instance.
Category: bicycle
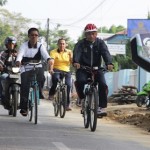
[23,62,42,124]
[80,65,101,132]
[53,72,67,118]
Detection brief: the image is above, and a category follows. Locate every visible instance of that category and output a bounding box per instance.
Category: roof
[105,30,129,44]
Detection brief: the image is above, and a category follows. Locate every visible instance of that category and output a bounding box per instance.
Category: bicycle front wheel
[60,87,67,118]
[34,86,38,124]
[89,87,98,132]
[83,96,90,128]
[54,89,59,117]
[28,88,33,122]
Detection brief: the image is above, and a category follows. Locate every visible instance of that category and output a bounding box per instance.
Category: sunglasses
[30,34,39,37]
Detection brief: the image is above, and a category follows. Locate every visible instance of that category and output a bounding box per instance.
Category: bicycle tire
[34,86,38,124]
[83,95,90,128]
[136,95,146,107]
[28,88,33,122]
[60,87,67,118]
[89,87,98,132]
[12,90,19,117]
[54,89,59,116]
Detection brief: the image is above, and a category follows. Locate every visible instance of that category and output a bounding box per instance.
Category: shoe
[97,107,107,117]
[48,95,54,101]
[76,98,84,107]
[20,109,28,116]
[66,106,72,111]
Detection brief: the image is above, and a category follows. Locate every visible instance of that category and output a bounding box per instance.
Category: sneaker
[20,109,28,117]
[97,107,107,117]
[66,106,72,111]
[76,98,81,107]
[76,98,84,107]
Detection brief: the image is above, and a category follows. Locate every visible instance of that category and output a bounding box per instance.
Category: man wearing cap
[73,23,113,116]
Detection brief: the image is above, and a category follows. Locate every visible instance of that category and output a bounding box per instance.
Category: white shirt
[16,41,50,73]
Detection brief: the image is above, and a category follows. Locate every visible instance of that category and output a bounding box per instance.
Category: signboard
[107,44,126,55]
[127,19,150,38]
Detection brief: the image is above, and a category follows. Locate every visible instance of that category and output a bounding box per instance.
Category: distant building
[98,30,129,55]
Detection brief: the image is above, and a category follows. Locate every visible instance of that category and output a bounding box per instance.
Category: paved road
[0,99,149,150]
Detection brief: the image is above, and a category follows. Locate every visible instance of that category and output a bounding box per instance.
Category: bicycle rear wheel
[60,87,67,118]
[54,89,59,116]
[83,96,90,128]
[89,88,98,132]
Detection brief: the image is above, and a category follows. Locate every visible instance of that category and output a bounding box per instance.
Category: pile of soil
[107,103,150,132]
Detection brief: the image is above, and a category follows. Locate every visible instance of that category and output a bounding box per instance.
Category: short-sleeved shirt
[50,49,72,72]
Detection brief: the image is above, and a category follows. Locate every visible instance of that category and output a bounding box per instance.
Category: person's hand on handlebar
[15,61,21,67]
[73,63,80,69]
[107,64,114,71]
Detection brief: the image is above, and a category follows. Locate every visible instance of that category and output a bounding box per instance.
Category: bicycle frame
[23,62,42,124]
[81,65,99,132]
[53,72,67,118]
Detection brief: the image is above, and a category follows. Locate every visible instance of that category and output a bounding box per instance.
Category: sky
[3,0,150,41]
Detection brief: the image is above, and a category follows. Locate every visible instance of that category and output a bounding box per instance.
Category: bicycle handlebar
[80,65,107,73]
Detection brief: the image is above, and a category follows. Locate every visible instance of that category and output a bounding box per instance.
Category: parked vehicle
[136,81,150,108]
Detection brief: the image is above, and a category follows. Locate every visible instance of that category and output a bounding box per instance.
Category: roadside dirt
[44,90,150,133]
[106,103,150,132]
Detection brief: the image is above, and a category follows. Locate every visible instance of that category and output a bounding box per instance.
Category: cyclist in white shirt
[16,27,53,116]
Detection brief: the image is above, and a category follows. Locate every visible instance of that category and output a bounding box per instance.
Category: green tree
[0,8,38,48]
[47,24,74,51]
[0,0,7,6]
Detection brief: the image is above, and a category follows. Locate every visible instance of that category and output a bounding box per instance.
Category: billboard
[107,44,126,55]
[127,19,150,38]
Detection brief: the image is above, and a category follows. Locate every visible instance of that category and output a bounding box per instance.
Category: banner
[127,19,150,38]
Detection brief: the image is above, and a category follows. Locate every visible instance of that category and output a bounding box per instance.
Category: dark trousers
[49,69,71,106]
[20,68,44,110]
[75,69,108,108]
[0,73,10,108]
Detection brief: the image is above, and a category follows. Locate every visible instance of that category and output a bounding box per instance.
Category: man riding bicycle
[0,36,18,109]
[48,38,73,111]
[73,23,113,116]
[16,27,53,116]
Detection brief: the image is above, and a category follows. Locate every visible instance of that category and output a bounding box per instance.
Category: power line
[65,0,107,26]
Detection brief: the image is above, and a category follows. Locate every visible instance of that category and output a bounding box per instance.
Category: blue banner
[127,19,150,38]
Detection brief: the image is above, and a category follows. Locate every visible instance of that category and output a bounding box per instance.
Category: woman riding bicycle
[48,38,73,111]
[73,23,113,116]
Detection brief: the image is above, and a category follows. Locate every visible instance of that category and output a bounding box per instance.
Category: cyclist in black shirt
[73,23,113,116]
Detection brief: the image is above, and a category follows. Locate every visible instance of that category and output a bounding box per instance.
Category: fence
[44,67,150,97]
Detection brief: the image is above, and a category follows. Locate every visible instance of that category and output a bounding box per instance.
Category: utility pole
[46,18,49,52]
